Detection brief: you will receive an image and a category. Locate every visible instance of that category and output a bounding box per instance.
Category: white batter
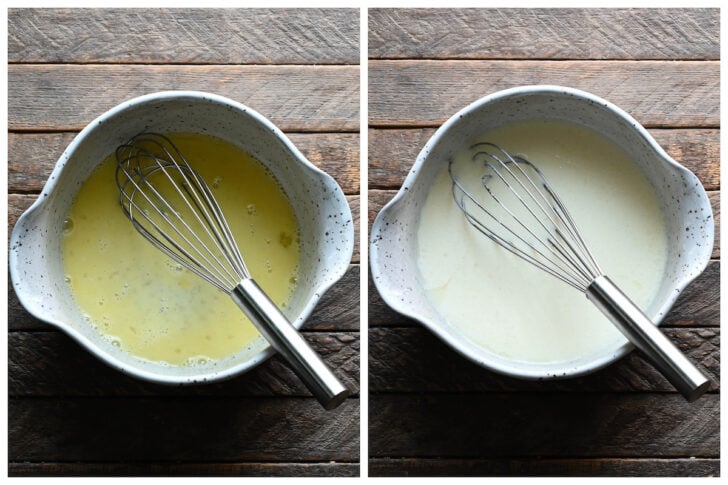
[417,119,668,363]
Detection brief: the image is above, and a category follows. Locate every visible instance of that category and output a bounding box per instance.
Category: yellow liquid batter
[62,133,300,366]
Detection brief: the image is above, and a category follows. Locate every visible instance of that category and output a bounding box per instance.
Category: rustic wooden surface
[368,8,719,477]
[7,8,359,477]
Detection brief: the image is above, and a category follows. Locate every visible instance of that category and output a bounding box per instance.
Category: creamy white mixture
[416,119,668,363]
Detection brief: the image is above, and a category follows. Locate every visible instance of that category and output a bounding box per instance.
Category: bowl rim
[9,90,354,385]
[370,84,713,380]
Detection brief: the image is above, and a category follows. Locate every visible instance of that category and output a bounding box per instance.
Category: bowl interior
[10,92,353,383]
[370,87,713,379]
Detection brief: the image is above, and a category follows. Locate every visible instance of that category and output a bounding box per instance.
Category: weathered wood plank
[368,457,719,477]
[9,64,359,131]
[9,396,359,462]
[662,260,720,326]
[369,128,720,191]
[368,393,719,458]
[369,60,719,127]
[9,8,359,65]
[10,461,360,477]
[9,132,360,194]
[348,196,360,264]
[9,330,358,397]
[368,188,720,259]
[708,192,720,259]
[368,326,718,393]
[8,250,359,331]
[369,8,719,61]
[369,258,719,328]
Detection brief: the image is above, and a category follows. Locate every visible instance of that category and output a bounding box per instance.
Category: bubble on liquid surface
[246,203,257,215]
[165,259,184,272]
[211,176,223,189]
[279,232,293,248]
[63,218,74,234]
[184,356,210,367]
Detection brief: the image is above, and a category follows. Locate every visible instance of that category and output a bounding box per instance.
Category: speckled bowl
[370,85,713,380]
[10,91,354,384]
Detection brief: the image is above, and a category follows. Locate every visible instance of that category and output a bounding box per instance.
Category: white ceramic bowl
[370,85,713,380]
[10,91,354,384]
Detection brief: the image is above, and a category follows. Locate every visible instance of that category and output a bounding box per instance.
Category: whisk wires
[116,133,249,293]
[449,142,603,292]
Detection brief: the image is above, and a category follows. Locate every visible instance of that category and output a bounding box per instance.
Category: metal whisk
[115,133,349,410]
[449,142,710,401]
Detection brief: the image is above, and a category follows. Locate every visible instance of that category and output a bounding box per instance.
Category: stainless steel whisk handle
[586,275,710,402]
[231,279,350,410]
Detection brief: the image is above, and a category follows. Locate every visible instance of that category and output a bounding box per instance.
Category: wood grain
[369,128,720,191]
[9,64,359,132]
[369,60,719,127]
[708,192,720,259]
[9,397,359,462]
[368,393,718,458]
[9,132,360,194]
[9,8,359,65]
[9,330,359,397]
[369,9,719,61]
[10,461,360,477]
[369,326,719,393]
[662,260,721,327]
[369,457,718,477]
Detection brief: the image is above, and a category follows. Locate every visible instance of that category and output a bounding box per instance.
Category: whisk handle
[586,275,710,402]
[231,279,350,410]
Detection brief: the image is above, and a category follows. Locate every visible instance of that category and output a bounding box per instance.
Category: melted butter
[417,120,669,363]
[62,133,300,366]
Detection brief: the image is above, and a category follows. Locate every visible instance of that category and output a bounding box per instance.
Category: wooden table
[368,8,719,477]
[8,8,360,477]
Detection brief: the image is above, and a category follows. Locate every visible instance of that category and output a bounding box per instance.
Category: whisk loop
[450,142,602,292]
[116,133,247,293]
[115,133,349,409]
[449,142,710,401]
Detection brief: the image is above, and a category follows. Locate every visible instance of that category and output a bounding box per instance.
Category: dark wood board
[9,64,359,132]
[9,8,359,65]
[369,8,719,61]
[10,462,360,477]
[10,330,359,397]
[9,397,360,462]
[368,326,719,393]
[369,60,719,128]
[369,457,719,477]
[368,394,718,458]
